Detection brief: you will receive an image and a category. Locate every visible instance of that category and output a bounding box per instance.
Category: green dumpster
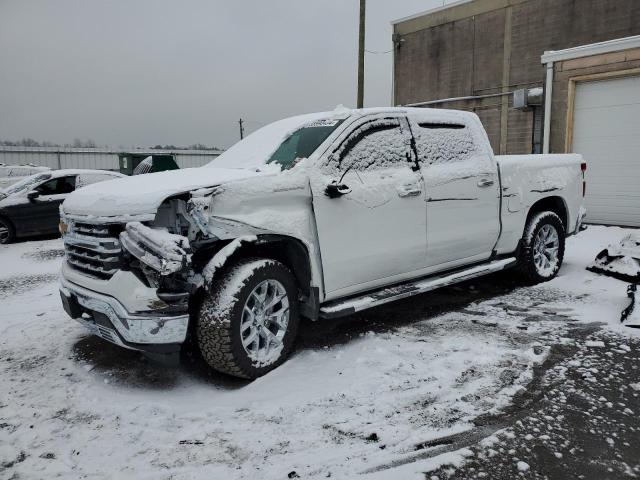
[118,153,179,176]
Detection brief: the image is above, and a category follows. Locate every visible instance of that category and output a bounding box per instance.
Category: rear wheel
[517,211,565,284]
[196,258,300,379]
[0,217,15,244]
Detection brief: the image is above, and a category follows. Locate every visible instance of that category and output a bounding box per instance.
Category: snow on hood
[62,167,262,218]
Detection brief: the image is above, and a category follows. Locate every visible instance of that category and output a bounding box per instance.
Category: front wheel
[517,211,565,284]
[0,217,15,244]
[196,258,300,379]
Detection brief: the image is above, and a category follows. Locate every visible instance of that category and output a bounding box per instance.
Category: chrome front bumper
[60,273,189,353]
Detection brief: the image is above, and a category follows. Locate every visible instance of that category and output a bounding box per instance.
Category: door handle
[477,178,495,188]
[397,183,422,197]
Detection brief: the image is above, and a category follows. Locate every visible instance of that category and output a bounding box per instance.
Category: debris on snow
[587,233,640,281]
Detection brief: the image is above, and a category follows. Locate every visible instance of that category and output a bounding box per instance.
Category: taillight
[581,162,587,197]
[581,162,587,172]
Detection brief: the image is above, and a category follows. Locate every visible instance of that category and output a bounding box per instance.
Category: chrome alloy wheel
[533,224,560,277]
[241,279,290,365]
[0,221,9,244]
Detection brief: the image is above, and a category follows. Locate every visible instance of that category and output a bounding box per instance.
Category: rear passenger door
[408,114,500,269]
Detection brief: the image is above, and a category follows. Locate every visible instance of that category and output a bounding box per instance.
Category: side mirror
[27,190,40,200]
[325,183,351,199]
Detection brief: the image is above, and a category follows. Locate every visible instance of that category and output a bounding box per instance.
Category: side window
[414,122,477,165]
[37,176,76,195]
[328,118,409,172]
[77,173,116,188]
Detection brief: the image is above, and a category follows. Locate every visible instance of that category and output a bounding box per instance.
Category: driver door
[310,115,427,299]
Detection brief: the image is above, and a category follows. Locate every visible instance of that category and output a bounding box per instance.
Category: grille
[64,222,123,279]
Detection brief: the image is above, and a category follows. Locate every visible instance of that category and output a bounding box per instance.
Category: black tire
[0,217,15,244]
[517,211,565,284]
[196,258,300,379]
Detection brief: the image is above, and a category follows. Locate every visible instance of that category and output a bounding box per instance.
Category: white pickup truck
[59,107,586,378]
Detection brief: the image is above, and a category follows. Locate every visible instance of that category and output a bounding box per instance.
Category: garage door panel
[572,75,640,227]
[573,76,640,108]
[589,185,640,196]
[573,140,640,162]
[573,106,640,137]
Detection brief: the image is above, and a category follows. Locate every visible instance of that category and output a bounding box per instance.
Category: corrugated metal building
[0,147,222,171]
[392,0,640,226]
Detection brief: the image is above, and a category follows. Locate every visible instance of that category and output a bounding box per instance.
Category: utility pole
[357,0,366,108]
[238,118,245,140]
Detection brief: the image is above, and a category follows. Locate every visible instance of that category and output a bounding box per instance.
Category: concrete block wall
[394,0,640,155]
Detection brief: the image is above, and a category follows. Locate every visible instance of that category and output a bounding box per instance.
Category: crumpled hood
[62,167,263,218]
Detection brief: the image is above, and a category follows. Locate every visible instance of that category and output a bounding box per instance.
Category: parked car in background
[0,164,51,190]
[58,107,586,379]
[0,169,124,244]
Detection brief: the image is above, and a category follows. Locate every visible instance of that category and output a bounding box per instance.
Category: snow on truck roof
[211,106,478,170]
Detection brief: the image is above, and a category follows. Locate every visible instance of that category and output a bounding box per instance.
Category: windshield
[2,172,52,196]
[209,111,347,170]
[267,120,344,170]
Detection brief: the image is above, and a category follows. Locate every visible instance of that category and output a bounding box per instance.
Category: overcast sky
[0,0,447,149]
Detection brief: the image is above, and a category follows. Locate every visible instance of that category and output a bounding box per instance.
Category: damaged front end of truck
[60,175,318,357]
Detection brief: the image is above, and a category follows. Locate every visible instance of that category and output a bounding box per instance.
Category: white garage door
[572,75,640,226]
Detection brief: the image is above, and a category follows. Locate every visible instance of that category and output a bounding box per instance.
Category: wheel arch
[525,196,568,232]
[196,234,318,320]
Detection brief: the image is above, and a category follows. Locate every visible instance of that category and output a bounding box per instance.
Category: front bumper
[60,273,189,354]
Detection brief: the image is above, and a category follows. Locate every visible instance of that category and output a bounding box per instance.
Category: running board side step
[319,257,517,319]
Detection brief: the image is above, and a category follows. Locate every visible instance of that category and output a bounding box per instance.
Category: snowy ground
[1,226,639,479]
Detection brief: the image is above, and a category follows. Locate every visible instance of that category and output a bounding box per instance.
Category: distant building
[392,0,640,226]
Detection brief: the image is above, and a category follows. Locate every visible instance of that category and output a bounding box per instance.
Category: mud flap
[622,284,639,328]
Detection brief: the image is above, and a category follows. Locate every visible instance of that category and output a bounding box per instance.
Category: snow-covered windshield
[209,112,346,170]
[267,120,344,170]
[1,172,51,196]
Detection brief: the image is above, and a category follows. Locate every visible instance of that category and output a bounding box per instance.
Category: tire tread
[196,257,298,379]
